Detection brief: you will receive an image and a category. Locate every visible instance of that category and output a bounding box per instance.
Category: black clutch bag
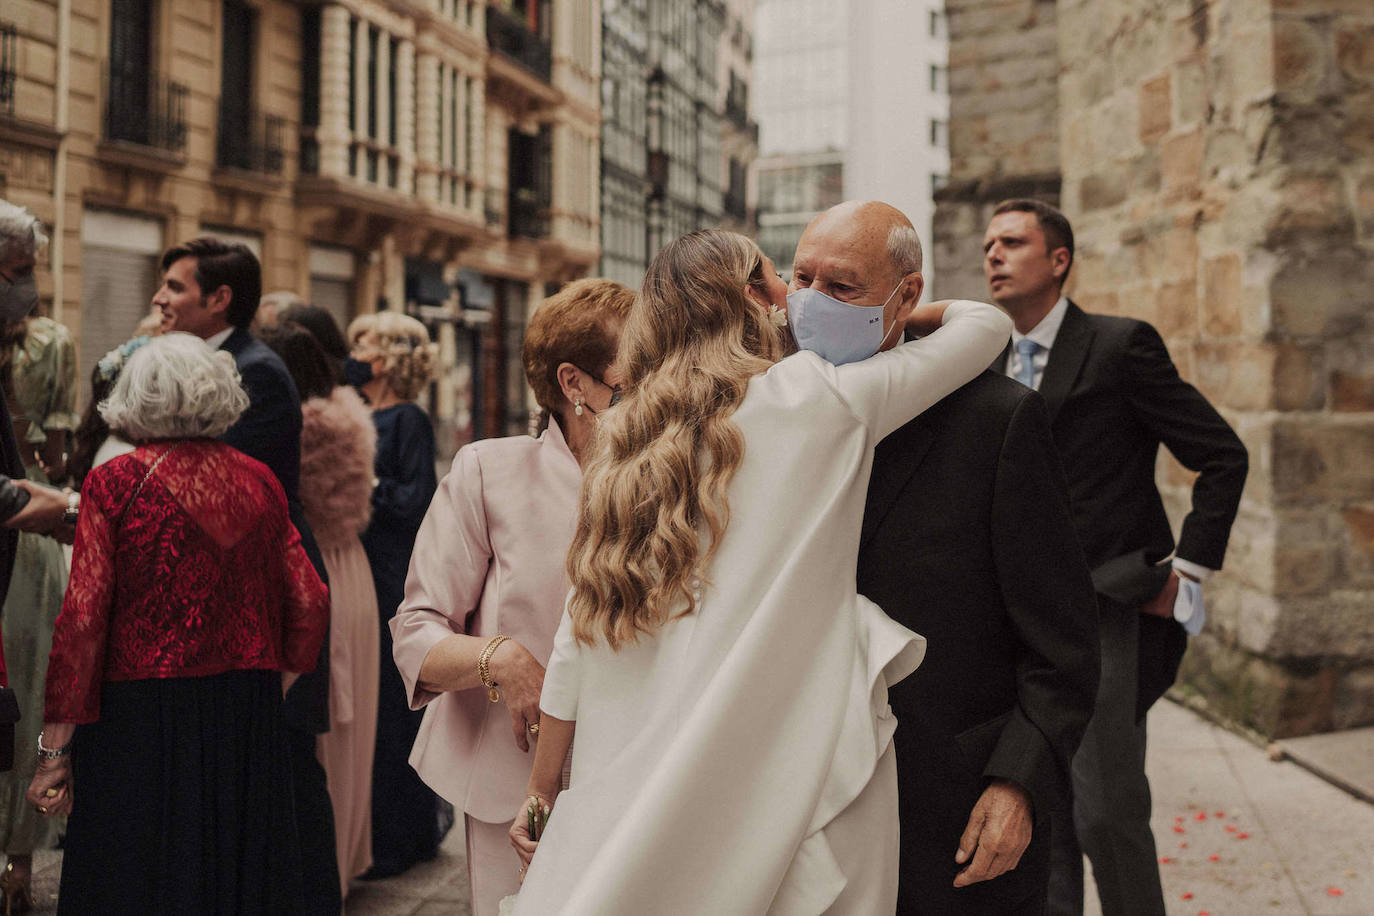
[0,686,21,772]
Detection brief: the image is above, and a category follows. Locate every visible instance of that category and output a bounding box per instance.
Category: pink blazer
[390,421,580,823]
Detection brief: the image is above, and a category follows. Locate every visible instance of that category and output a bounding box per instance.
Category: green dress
[0,317,78,854]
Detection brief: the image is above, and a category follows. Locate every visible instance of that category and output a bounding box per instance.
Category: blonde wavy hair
[567,230,792,649]
[347,311,438,401]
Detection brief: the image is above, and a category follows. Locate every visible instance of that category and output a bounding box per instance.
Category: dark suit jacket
[996,301,1249,715]
[219,327,331,734]
[858,371,1100,915]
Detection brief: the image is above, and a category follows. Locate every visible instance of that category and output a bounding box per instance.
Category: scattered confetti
[1213,811,1225,818]
[1159,856,1174,864]
[1174,825,1187,834]
[1224,825,1237,833]
[1327,887,1344,897]
[1208,854,1220,862]
[1194,812,1208,821]
[1180,842,1189,849]
[1175,815,1185,823]
[1235,832,1250,840]
[1198,911,1211,916]
[1181,892,1194,900]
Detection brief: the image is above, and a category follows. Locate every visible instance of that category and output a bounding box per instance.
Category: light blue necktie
[1015,338,1042,389]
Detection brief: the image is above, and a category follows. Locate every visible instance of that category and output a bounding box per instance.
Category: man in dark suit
[154,239,341,914]
[792,201,1101,914]
[983,199,1248,916]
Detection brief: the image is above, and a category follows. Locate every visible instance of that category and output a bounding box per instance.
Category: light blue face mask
[786,282,904,365]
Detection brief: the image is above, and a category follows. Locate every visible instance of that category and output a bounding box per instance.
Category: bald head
[789,200,925,352]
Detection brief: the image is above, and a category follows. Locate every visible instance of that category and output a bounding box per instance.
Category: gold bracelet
[478,634,510,703]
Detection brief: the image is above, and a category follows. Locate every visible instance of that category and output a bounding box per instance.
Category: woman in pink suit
[390,278,634,916]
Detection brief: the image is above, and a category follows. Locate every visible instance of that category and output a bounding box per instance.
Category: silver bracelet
[36,730,71,760]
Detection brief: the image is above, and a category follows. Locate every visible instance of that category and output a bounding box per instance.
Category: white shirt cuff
[1171,557,1214,581]
[1172,577,1205,636]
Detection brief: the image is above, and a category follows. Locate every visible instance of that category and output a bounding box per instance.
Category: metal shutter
[79,246,159,398]
[309,277,352,332]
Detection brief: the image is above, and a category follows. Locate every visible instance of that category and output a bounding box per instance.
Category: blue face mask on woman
[785,281,904,365]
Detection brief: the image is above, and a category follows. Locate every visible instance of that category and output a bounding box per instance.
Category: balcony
[507,187,548,239]
[217,108,286,175]
[486,7,551,82]
[104,67,188,154]
[0,22,15,117]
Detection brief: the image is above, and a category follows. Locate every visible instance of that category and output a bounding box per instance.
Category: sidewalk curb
[1165,689,1374,806]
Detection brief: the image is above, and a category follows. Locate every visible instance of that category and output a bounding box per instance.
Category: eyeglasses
[574,364,622,406]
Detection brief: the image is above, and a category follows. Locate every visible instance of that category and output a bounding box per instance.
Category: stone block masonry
[936,0,1374,738]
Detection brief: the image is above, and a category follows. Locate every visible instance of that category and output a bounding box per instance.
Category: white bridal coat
[511,301,1013,915]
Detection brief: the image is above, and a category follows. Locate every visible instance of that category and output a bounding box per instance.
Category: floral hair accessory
[768,304,788,328]
[95,335,152,385]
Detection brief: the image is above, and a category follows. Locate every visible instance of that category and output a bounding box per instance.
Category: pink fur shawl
[299,386,377,550]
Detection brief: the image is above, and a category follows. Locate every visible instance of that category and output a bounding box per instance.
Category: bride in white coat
[507,223,1012,914]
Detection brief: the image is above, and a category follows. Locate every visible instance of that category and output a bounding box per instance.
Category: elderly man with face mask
[785,201,1100,916]
[0,200,81,774]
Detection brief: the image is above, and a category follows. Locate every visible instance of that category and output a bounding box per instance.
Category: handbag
[0,685,21,772]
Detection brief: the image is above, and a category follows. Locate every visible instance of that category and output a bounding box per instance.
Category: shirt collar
[205,326,235,351]
[1010,296,1069,352]
[543,415,580,469]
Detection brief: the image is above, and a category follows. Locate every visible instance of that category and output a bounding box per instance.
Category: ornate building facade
[598,0,733,287]
[1,0,602,452]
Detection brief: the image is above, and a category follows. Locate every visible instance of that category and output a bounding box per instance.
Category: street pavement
[19,698,1374,914]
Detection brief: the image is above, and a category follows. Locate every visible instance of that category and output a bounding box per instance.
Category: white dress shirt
[205,326,235,350]
[1005,296,1212,630]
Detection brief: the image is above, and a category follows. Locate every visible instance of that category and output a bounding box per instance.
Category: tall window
[217,0,257,169]
[930,118,947,148]
[107,0,153,143]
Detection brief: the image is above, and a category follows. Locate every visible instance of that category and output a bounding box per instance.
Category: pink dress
[299,387,380,895]
[391,419,580,916]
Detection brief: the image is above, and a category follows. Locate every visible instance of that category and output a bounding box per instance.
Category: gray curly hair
[0,200,48,262]
[99,333,249,441]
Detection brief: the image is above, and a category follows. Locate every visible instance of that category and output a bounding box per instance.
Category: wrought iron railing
[217,108,286,174]
[0,23,16,117]
[485,7,552,82]
[507,187,548,239]
[105,67,188,152]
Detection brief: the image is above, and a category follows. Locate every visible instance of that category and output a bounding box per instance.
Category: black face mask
[343,356,374,388]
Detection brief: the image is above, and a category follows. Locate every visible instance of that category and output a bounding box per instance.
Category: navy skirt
[57,669,304,915]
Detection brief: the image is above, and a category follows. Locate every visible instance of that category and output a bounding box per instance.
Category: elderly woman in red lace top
[26,332,329,915]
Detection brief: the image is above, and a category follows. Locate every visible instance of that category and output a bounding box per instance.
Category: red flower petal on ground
[1159,856,1173,864]
[1224,825,1237,833]
[1208,854,1220,862]
[1327,888,1344,897]
[1174,825,1187,834]
[1198,911,1211,916]
[1194,812,1207,820]
[1181,892,1194,900]
[1235,832,1249,840]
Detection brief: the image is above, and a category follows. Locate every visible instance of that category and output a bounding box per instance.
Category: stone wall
[932,0,1061,299]
[935,0,1374,737]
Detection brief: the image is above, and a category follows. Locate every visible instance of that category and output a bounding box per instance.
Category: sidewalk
[1085,700,1374,916]
[20,699,1374,914]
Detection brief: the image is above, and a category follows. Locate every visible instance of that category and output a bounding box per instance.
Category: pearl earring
[574,398,584,417]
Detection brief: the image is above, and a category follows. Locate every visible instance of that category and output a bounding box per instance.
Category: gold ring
[527,722,540,734]
[43,788,58,798]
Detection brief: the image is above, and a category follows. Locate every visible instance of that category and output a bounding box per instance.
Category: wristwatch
[61,490,79,526]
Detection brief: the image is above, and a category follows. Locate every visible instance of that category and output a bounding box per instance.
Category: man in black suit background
[154,239,341,915]
[792,201,1101,914]
[983,199,1248,916]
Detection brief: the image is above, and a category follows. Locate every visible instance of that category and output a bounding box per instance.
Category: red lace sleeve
[45,472,119,723]
[281,514,329,674]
